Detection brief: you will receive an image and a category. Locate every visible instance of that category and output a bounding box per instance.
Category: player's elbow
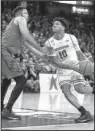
[22,34,30,42]
[21,30,30,42]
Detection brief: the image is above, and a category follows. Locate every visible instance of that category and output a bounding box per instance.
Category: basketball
[79,60,94,76]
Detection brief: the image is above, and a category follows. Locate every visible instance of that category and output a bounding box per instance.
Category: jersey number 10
[59,50,67,59]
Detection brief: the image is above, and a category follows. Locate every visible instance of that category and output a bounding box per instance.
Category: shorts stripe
[73,79,85,83]
[73,79,85,85]
[59,80,71,87]
[59,79,85,87]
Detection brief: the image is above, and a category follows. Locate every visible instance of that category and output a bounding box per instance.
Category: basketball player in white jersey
[45,17,93,123]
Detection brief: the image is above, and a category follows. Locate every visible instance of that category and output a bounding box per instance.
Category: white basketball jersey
[45,33,80,65]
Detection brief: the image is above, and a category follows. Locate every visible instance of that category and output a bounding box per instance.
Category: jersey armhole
[69,34,74,47]
[13,17,26,26]
[69,34,80,50]
[13,17,19,26]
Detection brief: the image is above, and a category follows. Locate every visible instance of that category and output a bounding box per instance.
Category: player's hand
[41,46,54,55]
[40,47,47,54]
[41,54,51,63]
[71,65,82,74]
[46,46,54,55]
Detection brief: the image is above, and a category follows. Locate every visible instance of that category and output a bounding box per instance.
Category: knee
[74,84,84,94]
[60,84,71,96]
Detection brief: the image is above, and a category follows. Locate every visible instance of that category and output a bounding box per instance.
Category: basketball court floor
[2,92,94,130]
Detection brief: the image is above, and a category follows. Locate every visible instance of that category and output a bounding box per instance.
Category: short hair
[53,17,67,28]
[12,6,26,16]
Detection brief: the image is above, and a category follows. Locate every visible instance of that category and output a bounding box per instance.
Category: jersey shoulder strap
[69,34,74,46]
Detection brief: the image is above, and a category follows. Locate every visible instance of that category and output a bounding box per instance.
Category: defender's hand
[41,54,51,63]
[41,46,54,55]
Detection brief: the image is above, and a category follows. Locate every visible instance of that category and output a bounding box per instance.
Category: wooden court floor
[2,92,94,130]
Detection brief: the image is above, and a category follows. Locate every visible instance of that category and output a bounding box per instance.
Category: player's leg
[58,71,81,109]
[73,70,94,94]
[61,83,93,123]
[61,83,81,109]
[1,79,11,111]
[73,72,93,122]
[74,81,93,94]
[2,75,26,120]
[6,75,26,110]
[2,49,27,120]
[58,70,93,123]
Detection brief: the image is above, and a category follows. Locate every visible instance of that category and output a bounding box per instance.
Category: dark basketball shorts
[1,47,23,79]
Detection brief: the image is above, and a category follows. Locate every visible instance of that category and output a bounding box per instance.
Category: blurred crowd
[1,3,94,92]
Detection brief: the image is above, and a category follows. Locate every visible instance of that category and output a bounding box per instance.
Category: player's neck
[54,32,65,40]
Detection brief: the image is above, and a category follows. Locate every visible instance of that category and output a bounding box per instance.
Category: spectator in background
[26,64,40,93]
[1,19,8,35]
[20,58,28,77]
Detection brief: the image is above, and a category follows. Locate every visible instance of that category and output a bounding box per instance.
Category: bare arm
[69,35,88,61]
[24,42,51,62]
[49,55,81,73]
[24,41,43,57]
[17,17,43,52]
[76,50,88,61]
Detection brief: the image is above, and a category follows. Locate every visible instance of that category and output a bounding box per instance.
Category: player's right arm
[24,41,43,57]
[14,17,45,53]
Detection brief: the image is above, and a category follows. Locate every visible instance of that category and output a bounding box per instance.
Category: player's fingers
[46,46,54,55]
[41,47,48,54]
[78,69,82,74]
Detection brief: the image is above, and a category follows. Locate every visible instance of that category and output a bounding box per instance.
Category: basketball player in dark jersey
[1,6,50,120]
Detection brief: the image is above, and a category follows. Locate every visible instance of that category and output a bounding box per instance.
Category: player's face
[52,21,65,33]
[21,9,29,21]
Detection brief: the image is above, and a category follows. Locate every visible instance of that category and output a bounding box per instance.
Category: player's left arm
[70,35,88,61]
[24,41,44,57]
[49,55,81,73]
